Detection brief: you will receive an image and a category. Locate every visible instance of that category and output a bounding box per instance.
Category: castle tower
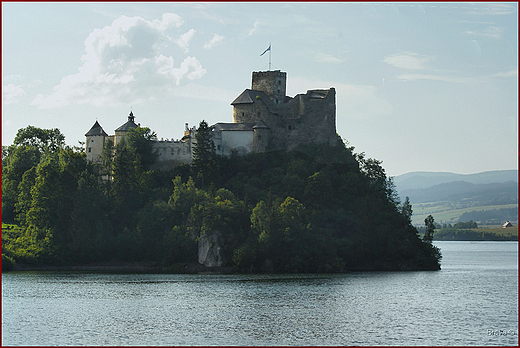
[252,121,270,153]
[85,121,108,164]
[114,111,138,147]
[251,70,286,105]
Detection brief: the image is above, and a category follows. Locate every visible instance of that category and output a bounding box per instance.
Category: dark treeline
[434,229,518,241]
[458,208,518,225]
[2,123,441,272]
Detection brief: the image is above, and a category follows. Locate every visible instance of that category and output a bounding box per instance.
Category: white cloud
[315,53,344,64]
[463,26,505,39]
[465,4,516,16]
[31,13,206,109]
[492,69,518,78]
[151,13,184,31]
[204,33,224,49]
[176,29,196,53]
[383,52,433,70]
[396,73,467,83]
[248,20,261,36]
[2,84,26,105]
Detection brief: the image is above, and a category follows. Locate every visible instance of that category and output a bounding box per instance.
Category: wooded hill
[2,124,441,272]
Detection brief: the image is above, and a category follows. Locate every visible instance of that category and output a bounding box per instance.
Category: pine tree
[423,215,436,243]
[192,120,216,189]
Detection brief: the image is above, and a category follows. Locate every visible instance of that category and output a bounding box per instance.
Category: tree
[14,167,37,226]
[101,138,114,179]
[69,168,114,262]
[110,138,148,232]
[357,154,399,206]
[423,215,436,243]
[192,120,216,188]
[401,196,413,223]
[13,126,65,153]
[2,146,41,222]
[124,127,158,170]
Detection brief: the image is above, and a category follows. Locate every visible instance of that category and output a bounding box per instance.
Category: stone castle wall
[252,70,286,104]
[87,70,337,169]
[231,87,336,151]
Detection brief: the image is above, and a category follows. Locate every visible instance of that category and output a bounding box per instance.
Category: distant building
[85,69,338,168]
[503,221,513,228]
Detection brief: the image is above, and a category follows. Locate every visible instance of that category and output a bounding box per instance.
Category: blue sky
[2,2,517,176]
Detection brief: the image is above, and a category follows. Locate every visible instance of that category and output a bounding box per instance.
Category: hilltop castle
[85,70,337,167]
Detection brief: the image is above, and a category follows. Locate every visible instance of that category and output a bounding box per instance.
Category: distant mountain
[394,170,518,192]
[399,180,518,205]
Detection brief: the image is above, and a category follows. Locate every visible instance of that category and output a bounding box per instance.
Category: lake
[2,241,518,346]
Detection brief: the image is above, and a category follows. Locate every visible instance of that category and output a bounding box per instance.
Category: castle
[85,70,337,167]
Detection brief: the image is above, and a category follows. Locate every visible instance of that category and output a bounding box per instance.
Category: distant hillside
[394,170,518,226]
[399,180,518,205]
[394,170,518,192]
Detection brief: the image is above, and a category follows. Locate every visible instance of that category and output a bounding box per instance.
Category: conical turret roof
[85,121,108,137]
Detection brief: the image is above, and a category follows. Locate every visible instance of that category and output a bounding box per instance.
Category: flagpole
[269,42,271,71]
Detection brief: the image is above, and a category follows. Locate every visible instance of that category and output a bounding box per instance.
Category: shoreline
[6,261,441,273]
[8,260,236,274]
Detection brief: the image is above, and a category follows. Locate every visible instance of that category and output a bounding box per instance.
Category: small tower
[251,70,287,105]
[85,121,108,164]
[252,121,270,153]
[114,111,139,147]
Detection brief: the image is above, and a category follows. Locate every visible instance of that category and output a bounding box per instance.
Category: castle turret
[114,111,138,147]
[252,120,270,153]
[85,121,108,164]
[251,70,287,105]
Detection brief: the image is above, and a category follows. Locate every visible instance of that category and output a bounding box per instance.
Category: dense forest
[2,123,441,272]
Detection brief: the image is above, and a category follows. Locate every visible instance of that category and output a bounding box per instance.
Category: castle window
[217,145,221,150]
[88,147,92,152]
[278,80,281,85]
[288,125,292,130]
[258,112,261,117]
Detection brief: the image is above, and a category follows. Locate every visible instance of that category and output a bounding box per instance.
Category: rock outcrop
[198,231,224,267]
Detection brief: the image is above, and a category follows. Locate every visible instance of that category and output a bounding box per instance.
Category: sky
[2,2,518,176]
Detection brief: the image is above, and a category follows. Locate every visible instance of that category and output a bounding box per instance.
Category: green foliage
[2,146,41,222]
[13,125,65,153]
[192,120,217,188]
[434,228,517,241]
[423,215,435,243]
[2,125,441,272]
[453,220,478,229]
[124,127,158,170]
[400,197,413,224]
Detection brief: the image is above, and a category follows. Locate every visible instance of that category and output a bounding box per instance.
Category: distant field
[433,225,518,241]
[472,225,518,236]
[411,203,518,225]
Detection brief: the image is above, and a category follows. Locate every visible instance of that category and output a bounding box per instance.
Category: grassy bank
[433,226,518,241]
[411,203,518,225]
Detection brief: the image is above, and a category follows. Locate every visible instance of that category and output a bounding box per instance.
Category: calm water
[2,241,518,346]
